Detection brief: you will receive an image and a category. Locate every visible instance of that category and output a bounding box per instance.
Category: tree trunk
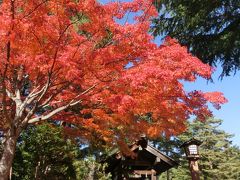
[88,162,96,180]
[0,135,17,180]
[35,161,41,180]
[167,170,170,180]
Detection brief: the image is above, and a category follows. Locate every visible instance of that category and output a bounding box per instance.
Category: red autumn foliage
[0,0,227,177]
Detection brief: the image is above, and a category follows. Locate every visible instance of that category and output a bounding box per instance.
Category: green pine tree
[11,123,111,180]
[157,118,240,180]
[151,0,240,76]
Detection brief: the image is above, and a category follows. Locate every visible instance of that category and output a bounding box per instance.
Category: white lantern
[180,138,202,159]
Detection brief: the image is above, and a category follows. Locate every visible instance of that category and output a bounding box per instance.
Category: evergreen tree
[158,118,240,180]
[12,124,78,179]
[152,0,240,76]
[12,123,111,180]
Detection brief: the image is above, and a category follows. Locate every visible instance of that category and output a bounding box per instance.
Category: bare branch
[39,82,71,108]
[27,83,97,124]
[15,89,21,102]
[5,90,15,100]
[74,83,98,99]
[20,104,38,129]
[37,78,51,102]
[28,100,82,124]
[19,85,45,110]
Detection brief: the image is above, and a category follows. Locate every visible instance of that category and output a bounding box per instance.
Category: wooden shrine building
[104,138,178,180]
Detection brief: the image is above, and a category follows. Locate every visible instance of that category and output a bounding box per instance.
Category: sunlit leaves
[0,0,227,151]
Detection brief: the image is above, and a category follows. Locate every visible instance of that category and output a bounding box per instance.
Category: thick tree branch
[28,100,82,124]
[39,82,72,109]
[27,83,97,124]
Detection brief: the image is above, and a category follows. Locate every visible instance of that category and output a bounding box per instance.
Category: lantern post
[180,138,202,180]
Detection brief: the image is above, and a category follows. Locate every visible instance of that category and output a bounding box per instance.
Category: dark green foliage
[12,123,111,180]
[74,156,111,180]
[12,124,78,180]
[157,118,240,179]
[153,136,182,159]
[152,0,240,76]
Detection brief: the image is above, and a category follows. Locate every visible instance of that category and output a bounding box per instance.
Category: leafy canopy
[0,0,227,149]
[12,123,111,180]
[152,0,240,76]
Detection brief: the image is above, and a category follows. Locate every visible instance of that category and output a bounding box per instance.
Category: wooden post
[151,169,156,180]
[189,159,200,180]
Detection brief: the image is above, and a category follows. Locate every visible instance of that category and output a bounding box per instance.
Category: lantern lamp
[180,138,202,160]
[180,138,202,180]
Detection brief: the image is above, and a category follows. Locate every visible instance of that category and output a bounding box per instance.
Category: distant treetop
[152,0,240,76]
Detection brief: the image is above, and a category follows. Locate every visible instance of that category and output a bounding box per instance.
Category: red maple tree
[0,0,227,178]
